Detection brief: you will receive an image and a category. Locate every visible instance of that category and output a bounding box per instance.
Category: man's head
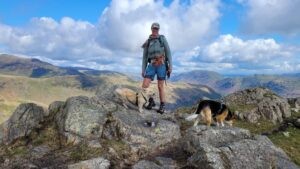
[151,22,159,35]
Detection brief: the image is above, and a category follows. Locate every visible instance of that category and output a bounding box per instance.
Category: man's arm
[163,36,172,71]
[142,42,148,75]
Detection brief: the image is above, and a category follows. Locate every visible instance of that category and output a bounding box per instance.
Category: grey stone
[55,96,116,144]
[68,157,110,169]
[132,160,162,169]
[155,157,178,169]
[182,125,251,153]
[182,125,299,169]
[104,107,181,158]
[0,103,46,145]
[223,87,291,123]
[30,145,50,158]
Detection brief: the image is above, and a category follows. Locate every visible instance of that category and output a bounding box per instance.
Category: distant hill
[0,54,123,78]
[172,70,223,87]
[172,70,300,97]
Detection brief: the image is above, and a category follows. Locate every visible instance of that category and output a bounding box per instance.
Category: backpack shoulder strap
[158,35,164,47]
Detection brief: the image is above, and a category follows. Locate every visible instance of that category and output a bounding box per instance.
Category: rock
[87,140,102,148]
[288,97,300,109]
[132,160,162,169]
[55,96,117,144]
[103,107,181,158]
[155,157,178,169]
[182,125,251,153]
[187,143,224,169]
[30,145,51,158]
[223,87,291,123]
[133,157,178,169]
[68,157,110,169]
[295,118,300,128]
[0,103,46,145]
[182,125,299,169]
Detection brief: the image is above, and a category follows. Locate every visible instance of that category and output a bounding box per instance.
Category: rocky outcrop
[100,101,181,159]
[1,92,299,169]
[133,157,178,169]
[54,96,116,144]
[223,87,291,123]
[0,103,46,145]
[288,97,300,112]
[52,95,180,159]
[68,157,110,169]
[182,125,299,169]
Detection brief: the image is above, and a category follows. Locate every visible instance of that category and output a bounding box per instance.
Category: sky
[0,0,299,75]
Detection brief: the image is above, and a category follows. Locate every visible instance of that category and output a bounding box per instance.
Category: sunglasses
[152,27,159,30]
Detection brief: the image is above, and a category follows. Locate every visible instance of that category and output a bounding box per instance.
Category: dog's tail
[185,114,199,121]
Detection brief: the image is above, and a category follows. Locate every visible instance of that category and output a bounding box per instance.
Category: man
[141,22,172,114]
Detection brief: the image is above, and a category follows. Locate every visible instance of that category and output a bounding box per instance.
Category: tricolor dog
[186,100,235,127]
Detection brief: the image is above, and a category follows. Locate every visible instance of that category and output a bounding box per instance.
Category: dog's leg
[193,118,200,127]
[221,121,225,127]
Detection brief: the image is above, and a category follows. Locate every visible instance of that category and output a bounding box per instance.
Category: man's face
[151,27,159,34]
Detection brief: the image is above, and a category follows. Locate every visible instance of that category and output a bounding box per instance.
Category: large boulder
[103,107,181,159]
[68,157,110,169]
[288,97,300,112]
[53,95,181,159]
[133,157,178,169]
[223,87,291,123]
[182,125,298,169]
[54,96,117,144]
[0,103,46,145]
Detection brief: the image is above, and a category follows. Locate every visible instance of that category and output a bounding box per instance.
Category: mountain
[172,70,223,86]
[172,70,300,97]
[0,54,123,78]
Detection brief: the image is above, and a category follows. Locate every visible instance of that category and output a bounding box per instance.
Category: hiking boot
[157,102,165,114]
[145,97,156,110]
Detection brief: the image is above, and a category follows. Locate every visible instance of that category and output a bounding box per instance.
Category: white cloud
[180,34,299,74]
[239,0,300,36]
[0,0,299,75]
[97,0,221,52]
[0,0,221,73]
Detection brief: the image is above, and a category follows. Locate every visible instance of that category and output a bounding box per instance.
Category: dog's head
[225,108,237,126]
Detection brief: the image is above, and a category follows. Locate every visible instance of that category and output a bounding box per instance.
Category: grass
[234,117,300,166]
[234,119,278,134]
[0,74,95,124]
[268,127,300,166]
[69,141,103,162]
[31,125,60,148]
[228,103,257,114]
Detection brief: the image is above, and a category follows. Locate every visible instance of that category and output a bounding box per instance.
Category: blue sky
[0,0,299,75]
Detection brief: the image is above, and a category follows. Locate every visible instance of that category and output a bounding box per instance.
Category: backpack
[142,35,169,62]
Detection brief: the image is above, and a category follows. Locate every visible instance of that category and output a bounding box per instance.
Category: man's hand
[167,69,172,78]
[142,71,145,78]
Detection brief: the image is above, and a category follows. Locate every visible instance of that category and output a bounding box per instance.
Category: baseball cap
[151,22,160,29]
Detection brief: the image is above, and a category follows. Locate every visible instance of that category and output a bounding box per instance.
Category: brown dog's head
[225,109,237,126]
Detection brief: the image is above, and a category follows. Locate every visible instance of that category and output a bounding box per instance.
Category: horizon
[0,0,299,75]
[0,52,299,76]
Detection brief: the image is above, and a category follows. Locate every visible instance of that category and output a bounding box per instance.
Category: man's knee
[157,81,164,90]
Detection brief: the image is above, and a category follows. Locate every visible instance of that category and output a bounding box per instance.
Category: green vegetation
[235,119,300,166]
[0,74,95,124]
[228,103,257,113]
[269,127,300,166]
[69,142,103,162]
[234,120,277,134]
